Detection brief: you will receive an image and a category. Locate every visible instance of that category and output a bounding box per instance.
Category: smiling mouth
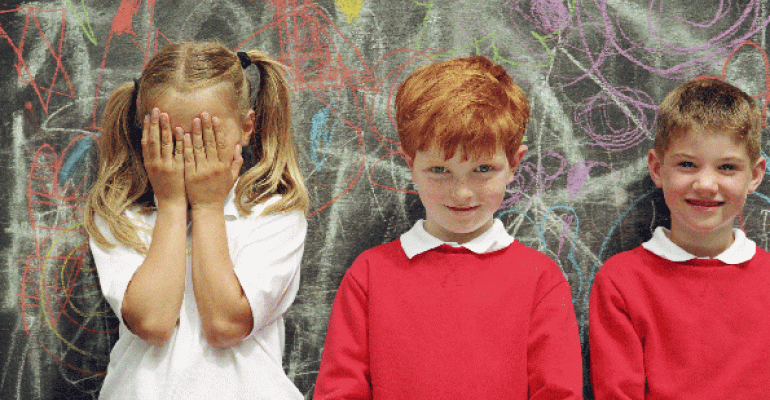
[447,205,479,212]
[686,199,725,207]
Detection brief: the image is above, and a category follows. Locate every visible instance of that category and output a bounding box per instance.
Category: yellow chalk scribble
[335,0,364,24]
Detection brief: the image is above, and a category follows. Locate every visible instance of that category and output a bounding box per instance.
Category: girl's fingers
[183,132,196,175]
[201,113,218,162]
[141,108,161,160]
[230,143,243,180]
[159,113,173,159]
[191,117,206,165]
[140,114,150,159]
[173,127,185,163]
[212,116,228,162]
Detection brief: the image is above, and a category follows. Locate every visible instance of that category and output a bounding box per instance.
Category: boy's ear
[241,110,256,146]
[749,156,766,193]
[505,145,528,184]
[648,149,664,188]
[509,145,528,170]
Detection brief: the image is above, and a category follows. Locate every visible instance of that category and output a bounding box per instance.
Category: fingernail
[201,112,210,122]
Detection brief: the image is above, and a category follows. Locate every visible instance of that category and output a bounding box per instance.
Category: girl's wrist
[156,198,189,214]
[189,202,225,216]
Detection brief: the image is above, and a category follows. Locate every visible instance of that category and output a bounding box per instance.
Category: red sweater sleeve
[313,261,371,400]
[528,278,584,399]
[589,269,645,400]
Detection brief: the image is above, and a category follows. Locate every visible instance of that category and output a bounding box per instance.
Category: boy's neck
[665,223,735,258]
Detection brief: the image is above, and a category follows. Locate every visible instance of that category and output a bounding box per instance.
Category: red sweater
[314,240,583,399]
[590,246,770,399]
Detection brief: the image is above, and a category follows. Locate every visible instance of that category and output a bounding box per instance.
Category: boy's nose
[692,170,719,192]
[451,180,474,200]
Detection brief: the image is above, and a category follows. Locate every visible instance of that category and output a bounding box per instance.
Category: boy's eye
[430,166,449,173]
[475,165,492,172]
[719,164,737,171]
[677,161,695,168]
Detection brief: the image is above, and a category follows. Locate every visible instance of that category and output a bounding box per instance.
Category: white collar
[400,219,514,259]
[642,226,756,264]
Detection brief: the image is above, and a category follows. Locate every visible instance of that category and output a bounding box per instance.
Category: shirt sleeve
[231,208,307,336]
[88,213,148,324]
[313,258,372,400]
[589,269,645,400]
[528,268,584,399]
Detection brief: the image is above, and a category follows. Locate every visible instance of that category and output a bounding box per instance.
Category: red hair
[395,56,530,163]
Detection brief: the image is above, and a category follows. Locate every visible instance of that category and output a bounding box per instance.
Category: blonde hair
[85,41,308,254]
[395,56,530,164]
[655,77,762,162]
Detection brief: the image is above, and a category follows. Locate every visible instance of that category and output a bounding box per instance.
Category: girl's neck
[666,223,735,259]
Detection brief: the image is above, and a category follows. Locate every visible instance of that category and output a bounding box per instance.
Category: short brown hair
[395,56,530,164]
[655,78,761,161]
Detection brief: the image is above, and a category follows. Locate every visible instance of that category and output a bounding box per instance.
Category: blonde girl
[85,41,308,399]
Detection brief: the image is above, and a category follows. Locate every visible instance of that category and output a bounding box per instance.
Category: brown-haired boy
[314,56,583,399]
[590,78,769,398]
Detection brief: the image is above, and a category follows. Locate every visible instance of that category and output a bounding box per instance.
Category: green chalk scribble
[65,0,97,45]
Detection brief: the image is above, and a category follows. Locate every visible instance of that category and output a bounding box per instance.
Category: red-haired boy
[314,56,583,399]
[590,78,768,399]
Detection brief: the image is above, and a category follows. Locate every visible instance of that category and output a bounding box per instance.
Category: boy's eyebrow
[668,152,749,163]
[717,157,750,164]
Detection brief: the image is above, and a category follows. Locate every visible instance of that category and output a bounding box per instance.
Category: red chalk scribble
[111,0,142,35]
[0,7,75,113]
[723,41,770,126]
[21,135,116,376]
[90,0,169,129]
[237,0,438,215]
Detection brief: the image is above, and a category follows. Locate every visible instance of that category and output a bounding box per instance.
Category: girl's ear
[241,110,255,146]
[648,149,664,188]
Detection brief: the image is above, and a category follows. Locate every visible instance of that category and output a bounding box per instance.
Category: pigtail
[84,80,152,254]
[235,50,309,215]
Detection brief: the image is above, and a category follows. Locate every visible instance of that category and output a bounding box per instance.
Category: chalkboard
[2,1,770,398]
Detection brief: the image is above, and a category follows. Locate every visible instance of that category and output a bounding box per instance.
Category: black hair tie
[237,51,252,69]
[128,78,143,153]
[129,78,141,129]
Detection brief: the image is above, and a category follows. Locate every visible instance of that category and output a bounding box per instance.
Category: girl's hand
[141,108,186,208]
[183,112,243,211]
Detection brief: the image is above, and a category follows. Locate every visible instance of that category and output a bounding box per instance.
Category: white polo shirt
[90,191,305,399]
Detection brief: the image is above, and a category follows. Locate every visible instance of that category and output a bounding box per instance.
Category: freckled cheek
[416,183,445,204]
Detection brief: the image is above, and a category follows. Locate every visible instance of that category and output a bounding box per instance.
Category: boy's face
[406,144,527,244]
[648,128,765,246]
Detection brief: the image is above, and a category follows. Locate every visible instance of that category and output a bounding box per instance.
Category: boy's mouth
[447,205,479,212]
[685,199,724,207]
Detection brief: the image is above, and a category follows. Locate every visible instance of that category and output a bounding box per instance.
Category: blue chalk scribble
[309,102,338,171]
[59,136,94,184]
